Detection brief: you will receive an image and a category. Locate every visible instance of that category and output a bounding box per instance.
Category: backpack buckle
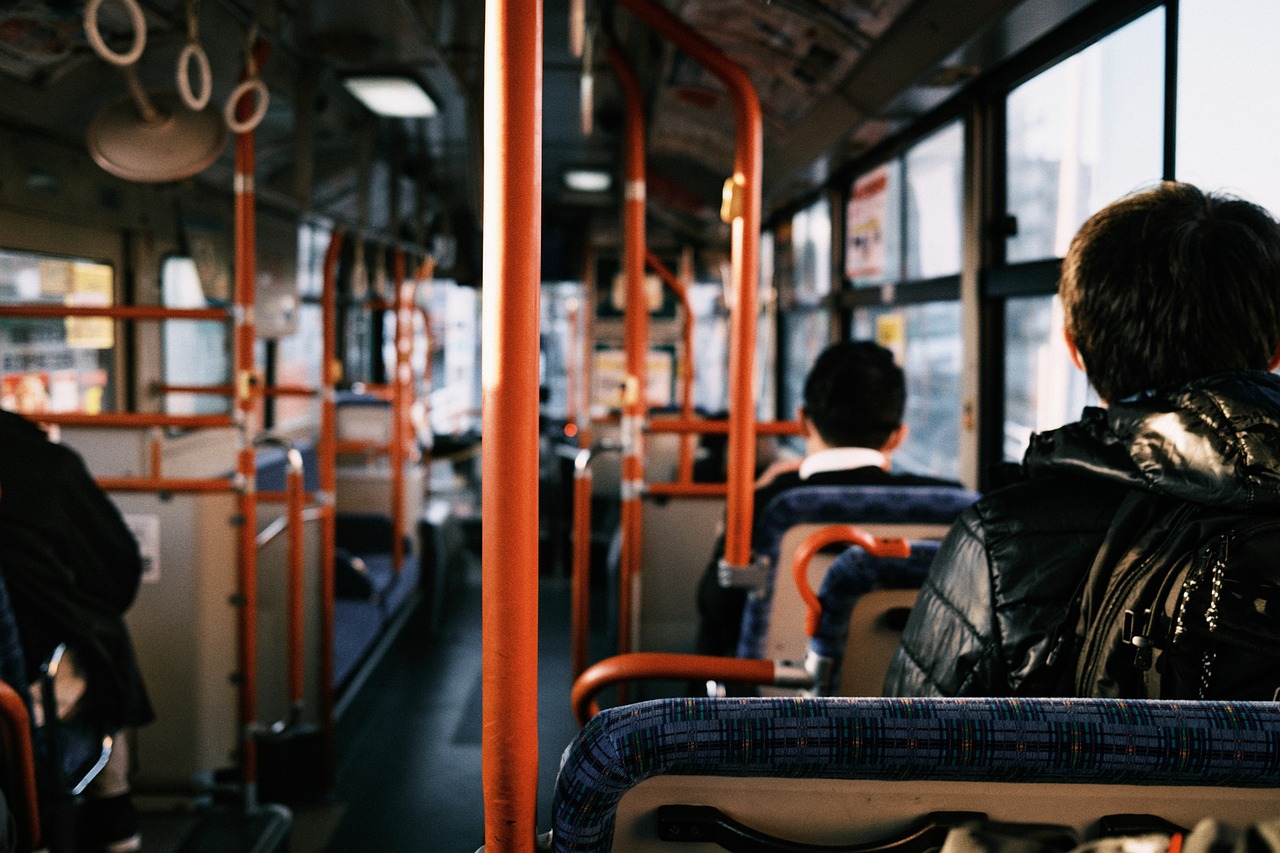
[1123,608,1156,671]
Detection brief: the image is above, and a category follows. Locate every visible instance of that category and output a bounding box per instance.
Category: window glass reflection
[1177,0,1280,213]
[1003,295,1097,461]
[905,122,964,279]
[1006,8,1164,262]
[852,302,961,481]
[161,256,230,416]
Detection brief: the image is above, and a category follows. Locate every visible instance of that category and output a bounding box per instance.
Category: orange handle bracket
[572,653,776,725]
[792,525,910,638]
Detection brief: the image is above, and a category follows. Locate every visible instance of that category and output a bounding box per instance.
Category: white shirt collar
[798,446,887,480]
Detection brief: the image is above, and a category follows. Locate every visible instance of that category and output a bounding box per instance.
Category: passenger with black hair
[695,341,960,658]
[885,182,1280,698]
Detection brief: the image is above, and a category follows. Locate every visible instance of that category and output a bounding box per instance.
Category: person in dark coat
[696,341,961,658]
[0,409,152,850]
[884,182,1280,698]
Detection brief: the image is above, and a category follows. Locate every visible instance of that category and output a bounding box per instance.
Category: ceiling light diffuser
[343,76,438,118]
[563,168,611,193]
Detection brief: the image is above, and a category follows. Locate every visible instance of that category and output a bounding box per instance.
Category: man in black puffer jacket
[884,182,1280,698]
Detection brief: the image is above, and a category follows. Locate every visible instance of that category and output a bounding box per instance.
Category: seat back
[636,497,725,661]
[804,541,940,696]
[551,697,1280,853]
[836,588,918,695]
[738,485,976,660]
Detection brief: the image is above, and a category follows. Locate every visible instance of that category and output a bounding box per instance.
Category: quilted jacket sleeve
[882,507,1006,697]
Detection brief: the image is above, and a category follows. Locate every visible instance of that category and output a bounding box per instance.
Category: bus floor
[287,551,586,852]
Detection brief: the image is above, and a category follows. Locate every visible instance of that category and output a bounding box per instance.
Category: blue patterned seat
[737,485,977,659]
[551,696,1280,852]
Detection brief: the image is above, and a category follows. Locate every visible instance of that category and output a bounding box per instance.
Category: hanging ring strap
[177,0,211,110]
[225,24,269,134]
[225,78,269,134]
[84,0,146,67]
[177,43,212,110]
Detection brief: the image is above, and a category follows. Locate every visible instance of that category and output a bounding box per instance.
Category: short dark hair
[802,341,905,448]
[1061,182,1280,402]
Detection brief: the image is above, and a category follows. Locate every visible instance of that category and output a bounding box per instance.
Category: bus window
[540,282,584,419]
[0,249,118,415]
[853,302,962,482]
[270,222,330,429]
[756,230,778,420]
[778,195,835,424]
[1176,0,1280,212]
[161,255,231,416]
[847,159,903,288]
[846,121,964,482]
[689,282,729,413]
[904,122,963,280]
[1005,7,1164,263]
[1003,294,1097,461]
[427,281,481,437]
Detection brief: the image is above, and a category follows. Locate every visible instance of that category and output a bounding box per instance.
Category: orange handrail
[571,449,592,678]
[232,39,269,804]
[0,681,41,852]
[570,251,596,681]
[565,298,580,439]
[151,383,319,398]
[0,304,227,321]
[481,0,542,849]
[347,274,432,573]
[98,476,236,493]
[286,451,306,714]
[645,251,696,483]
[791,525,910,638]
[318,229,342,788]
[390,250,409,575]
[608,42,648,660]
[644,482,731,499]
[34,412,233,429]
[618,0,763,574]
[572,653,776,725]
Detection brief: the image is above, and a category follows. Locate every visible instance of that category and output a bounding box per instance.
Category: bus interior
[0,0,1278,851]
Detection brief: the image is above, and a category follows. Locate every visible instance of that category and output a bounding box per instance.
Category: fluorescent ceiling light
[343,76,438,117]
[564,168,612,193]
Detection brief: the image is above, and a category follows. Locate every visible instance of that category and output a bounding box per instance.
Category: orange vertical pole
[319,229,342,786]
[481,0,541,850]
[607,43,648,658]
[0,683,40,852]
[571,448,592,678]
[571,248,596,679]
[580,245,596,453]
[618,0,761,572]
[285,451,305,713]
[566,300,579,437]
[391,250,410,574]
[646,251,696,483]
[232,40,269,805]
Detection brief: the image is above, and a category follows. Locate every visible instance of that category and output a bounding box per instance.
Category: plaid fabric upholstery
[737,485,977,658]
[809,541,941,659]
[551,696,1280,852]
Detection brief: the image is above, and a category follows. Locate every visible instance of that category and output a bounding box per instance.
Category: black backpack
[1071,490,1280,700]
